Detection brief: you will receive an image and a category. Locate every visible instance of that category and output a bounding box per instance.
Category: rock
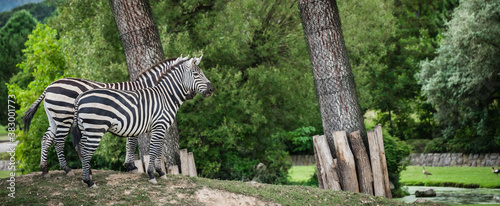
[415,188,436,197]
[414,198,433,203]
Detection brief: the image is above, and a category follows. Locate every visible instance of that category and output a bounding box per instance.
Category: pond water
[394,186,500,205]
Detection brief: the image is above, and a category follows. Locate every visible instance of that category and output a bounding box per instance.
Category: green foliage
[161,0,320,183]
[279,126,319,155]
[7,24,68,173]
[418,0,500,153]
[0,10,37,125]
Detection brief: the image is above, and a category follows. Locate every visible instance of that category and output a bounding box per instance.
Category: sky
[0,0,43,13]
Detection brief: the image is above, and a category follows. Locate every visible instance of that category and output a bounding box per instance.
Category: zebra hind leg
[54,129,74,176]
[124,136,139,173]
[80,135,102,188]
[40,130,55,178]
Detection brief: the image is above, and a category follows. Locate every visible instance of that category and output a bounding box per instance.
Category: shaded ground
[0,169,448,205]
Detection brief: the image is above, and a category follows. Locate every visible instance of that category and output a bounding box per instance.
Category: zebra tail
[71,118,82,155]
[71,96,83,155]
[23,90,47,132]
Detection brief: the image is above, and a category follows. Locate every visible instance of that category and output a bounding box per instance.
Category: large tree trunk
[109,0,180,168]
[297,0,367,156]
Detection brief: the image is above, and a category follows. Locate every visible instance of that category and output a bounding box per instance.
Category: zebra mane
[134,57,180,81]
[154,57,188,85]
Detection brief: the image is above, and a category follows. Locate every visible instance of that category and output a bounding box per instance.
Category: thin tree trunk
[109,0,180,167]
[297,0,367,156]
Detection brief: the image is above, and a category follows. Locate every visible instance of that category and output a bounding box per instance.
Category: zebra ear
[194,55,203,65]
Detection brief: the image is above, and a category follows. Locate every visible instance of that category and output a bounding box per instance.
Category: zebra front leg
[147,131,165,184]
[124,136,139,173]
[40,130,55,178]
[155,156,167,179]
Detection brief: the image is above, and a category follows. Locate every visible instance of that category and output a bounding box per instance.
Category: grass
[0,171,14,179]
[288,165,316,182]
[0,125,7,136]
[0,169,447,206]
[400,166,500,188]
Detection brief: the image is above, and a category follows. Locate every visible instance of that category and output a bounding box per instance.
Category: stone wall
[408,153,500,167]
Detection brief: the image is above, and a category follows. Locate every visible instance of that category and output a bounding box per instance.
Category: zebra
[23,55,192,177]
[71,56,213,188]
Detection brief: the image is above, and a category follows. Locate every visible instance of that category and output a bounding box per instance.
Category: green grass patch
[0,171,14,179]
[288,166,316,182]
[0,125,7,136]
[400,166,500,188]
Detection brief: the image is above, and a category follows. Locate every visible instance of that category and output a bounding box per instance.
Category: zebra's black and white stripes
[23,56,190,177]
[72,56,213,188]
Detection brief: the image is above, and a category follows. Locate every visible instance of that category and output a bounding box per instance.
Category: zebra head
[182,55,214,98]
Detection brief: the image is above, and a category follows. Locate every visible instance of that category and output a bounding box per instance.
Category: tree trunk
[109,0,180,167]
[297,0,367,157]
[349,130,374,195]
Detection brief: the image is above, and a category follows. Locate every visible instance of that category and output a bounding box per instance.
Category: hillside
[0,169,447,206]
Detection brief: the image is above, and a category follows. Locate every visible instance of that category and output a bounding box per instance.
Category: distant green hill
[0,0,43,13]
[0,1,55,28]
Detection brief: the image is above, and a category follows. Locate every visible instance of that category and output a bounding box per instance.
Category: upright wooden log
[160,155,167,174]
[349,131,374,195]
[134,159,144,173]
[332,131,359,192]
[180,149,189,176]
[374,125,392,198]
[313,135,341,190]
[168,165,179,175]
[143,155,150,173]
[313,139,325,189]
[368,130,386,197]
[188,152,197,177]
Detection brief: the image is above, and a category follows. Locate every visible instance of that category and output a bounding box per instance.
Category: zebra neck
[157,69,190,107]
[135,62,168,87]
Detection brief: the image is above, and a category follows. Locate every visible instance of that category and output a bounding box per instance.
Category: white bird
[492,167,500,178]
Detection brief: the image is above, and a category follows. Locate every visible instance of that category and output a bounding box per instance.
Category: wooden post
[134,160,144,173]
[374,125,392,198]
[349,131,374,195]
[160,155,167,174]
[332,131,359,192]
[368,129,386,197]
[313,139,325,189]
[188,152,197,177]
[180,149,189,176]
[143,155,150,172]
[168,165,179,175]
[313,135,341,190]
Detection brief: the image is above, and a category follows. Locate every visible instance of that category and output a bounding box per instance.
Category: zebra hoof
[66,170,75,177]
[89,184,98,189]
[130,169,139,174]
[160,175,167,180]
[149,179,158,184]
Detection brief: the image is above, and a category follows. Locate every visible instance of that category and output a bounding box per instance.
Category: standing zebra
[72,56,213,188]
[23,55,191,177]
